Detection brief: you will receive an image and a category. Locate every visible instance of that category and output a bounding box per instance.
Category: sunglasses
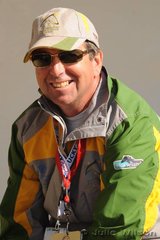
[31,49,93,67]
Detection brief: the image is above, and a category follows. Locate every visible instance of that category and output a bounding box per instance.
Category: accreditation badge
[44,227,81,240]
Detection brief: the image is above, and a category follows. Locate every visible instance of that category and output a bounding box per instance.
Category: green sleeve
[0,123,30,239]
[0,122,48,240]
[86,114,160,240]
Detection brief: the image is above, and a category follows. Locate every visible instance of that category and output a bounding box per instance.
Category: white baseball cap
[23,7,99,63]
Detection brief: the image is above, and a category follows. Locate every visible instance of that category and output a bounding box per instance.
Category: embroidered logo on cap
[113,155,143,170]
[41,13,60,34]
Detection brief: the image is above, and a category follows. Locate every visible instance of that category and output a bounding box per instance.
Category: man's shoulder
[15,99,40,123]
[12,98,51,144]
[108,75,156,118]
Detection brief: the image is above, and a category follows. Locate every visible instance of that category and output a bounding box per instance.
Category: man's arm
[86,113,160,240]
[0,123,48,240]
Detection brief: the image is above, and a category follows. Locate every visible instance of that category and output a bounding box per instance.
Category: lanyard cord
[55,139,86,204]
[55,139,86,232]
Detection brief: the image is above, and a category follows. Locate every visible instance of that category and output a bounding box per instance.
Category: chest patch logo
[113,155,143,170]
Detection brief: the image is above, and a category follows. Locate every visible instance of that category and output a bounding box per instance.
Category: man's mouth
[51,80,73,88]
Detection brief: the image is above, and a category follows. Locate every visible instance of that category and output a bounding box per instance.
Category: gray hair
[85,41,100,60]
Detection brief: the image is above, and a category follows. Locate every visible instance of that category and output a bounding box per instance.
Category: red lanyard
[55,139,86,204]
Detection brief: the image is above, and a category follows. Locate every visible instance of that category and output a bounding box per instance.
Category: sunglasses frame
[31,49,93,68]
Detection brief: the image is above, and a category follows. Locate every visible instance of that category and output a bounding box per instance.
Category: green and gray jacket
[0,68,160,240]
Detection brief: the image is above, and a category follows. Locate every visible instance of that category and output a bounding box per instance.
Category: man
[0,7,160,240]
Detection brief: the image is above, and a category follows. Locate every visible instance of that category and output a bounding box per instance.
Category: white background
[0,0,160,201]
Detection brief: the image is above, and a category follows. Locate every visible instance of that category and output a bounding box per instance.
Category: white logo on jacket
[113,155,144,170]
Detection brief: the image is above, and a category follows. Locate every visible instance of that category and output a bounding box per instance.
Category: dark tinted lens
[59,50,83,63]
[32,53,51,67]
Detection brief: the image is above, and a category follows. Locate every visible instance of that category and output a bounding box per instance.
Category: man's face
[34,43,103,116]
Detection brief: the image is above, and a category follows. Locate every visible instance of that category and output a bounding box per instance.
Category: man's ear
[93,50,103,76]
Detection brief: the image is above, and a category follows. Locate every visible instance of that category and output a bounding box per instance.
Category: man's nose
[49,56,65,77]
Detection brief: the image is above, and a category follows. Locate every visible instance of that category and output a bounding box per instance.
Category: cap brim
[23,37,86,63]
